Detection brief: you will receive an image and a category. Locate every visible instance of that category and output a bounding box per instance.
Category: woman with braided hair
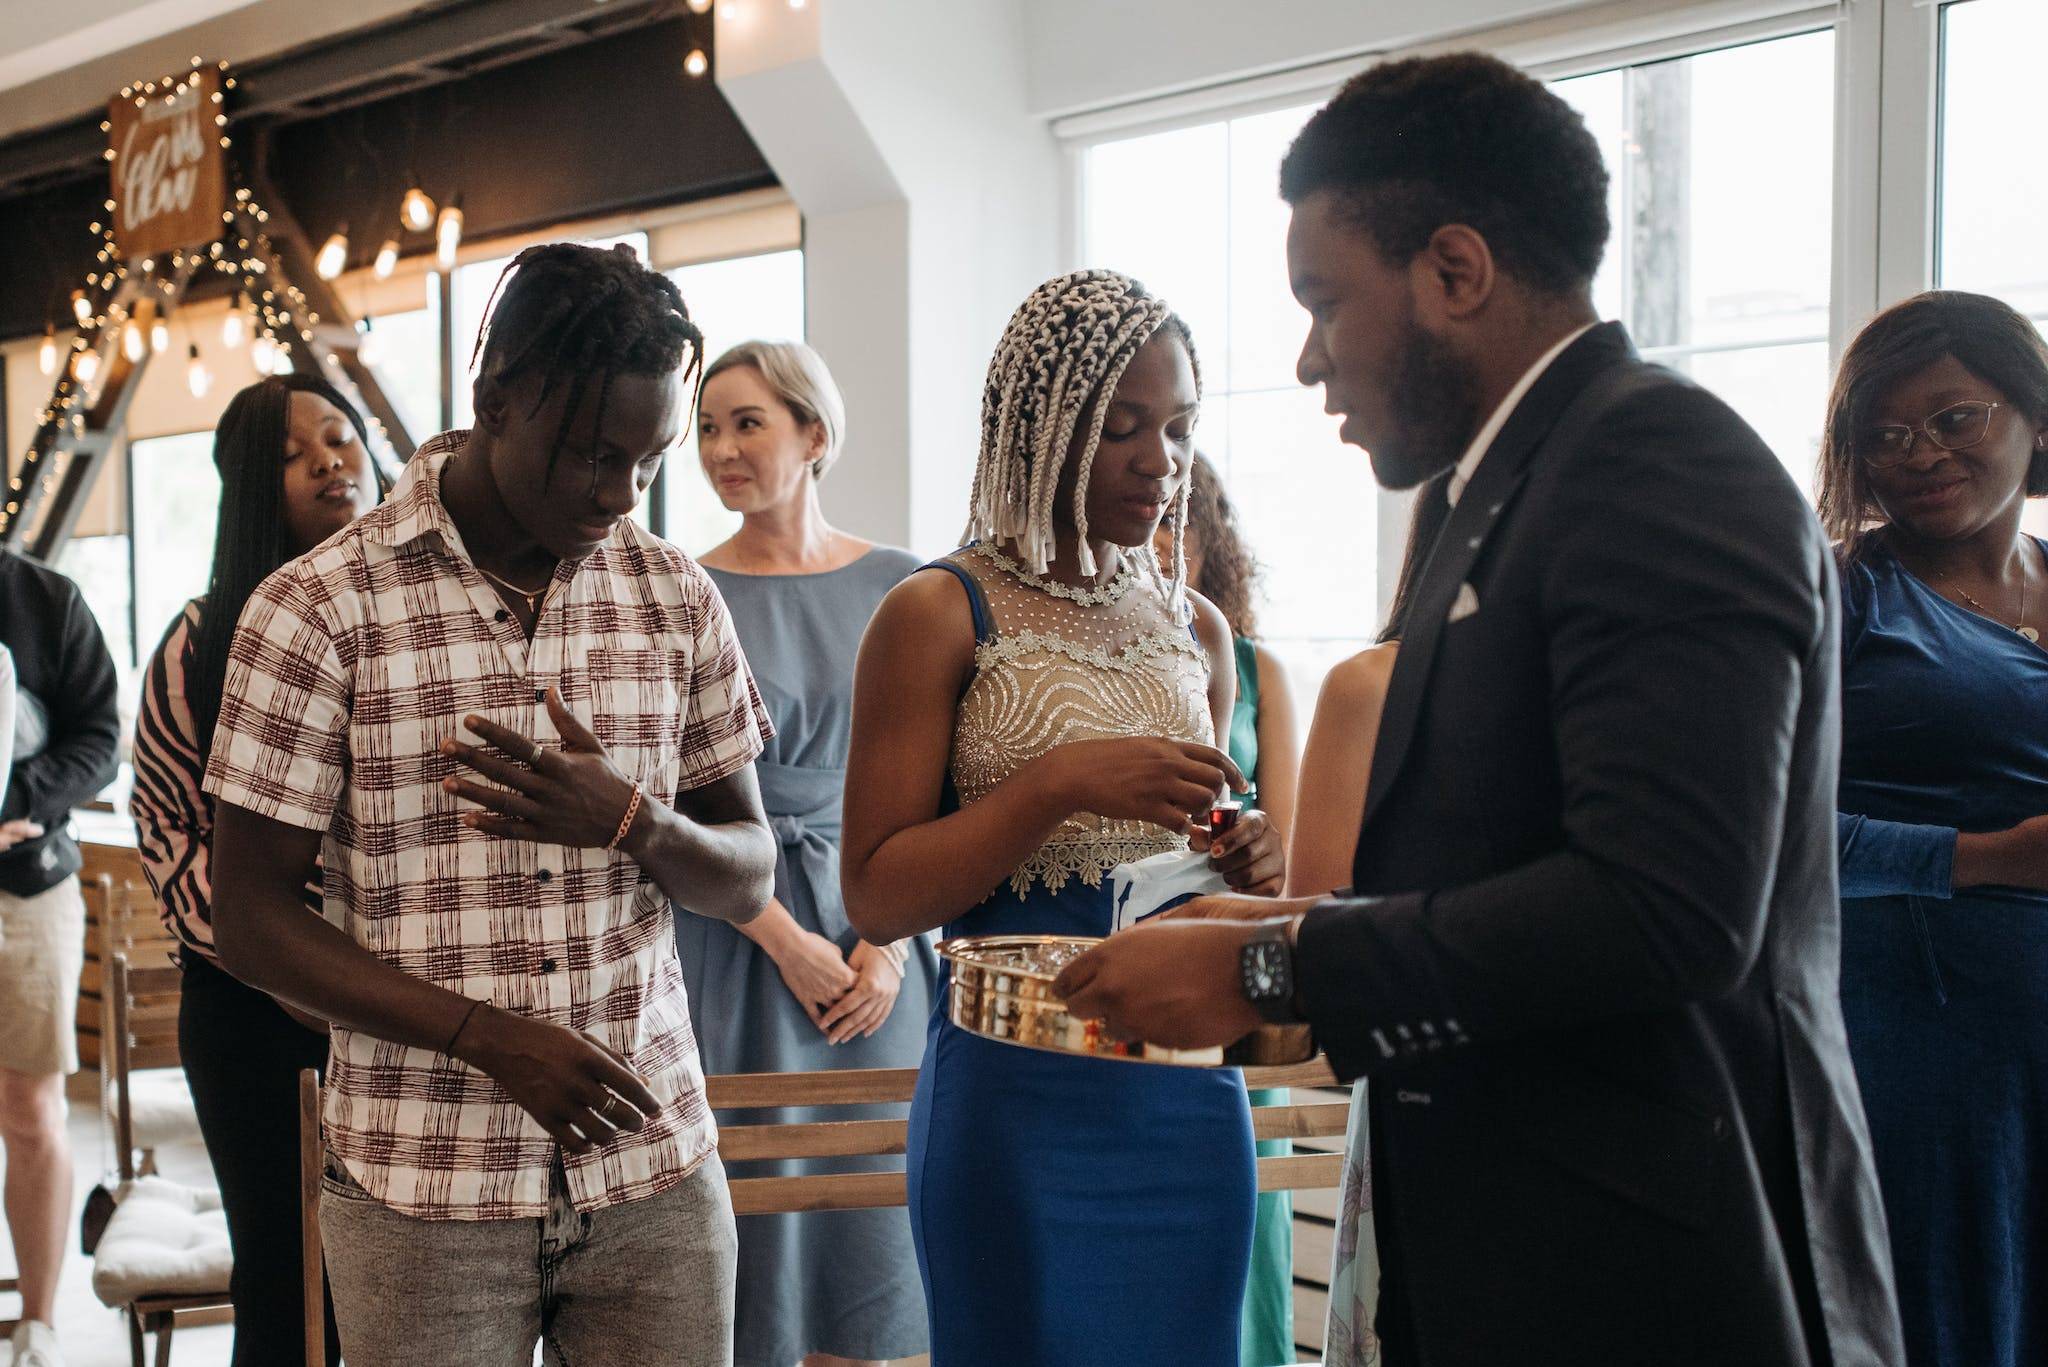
[205,240,778,1365]
[842,270,1287,1365]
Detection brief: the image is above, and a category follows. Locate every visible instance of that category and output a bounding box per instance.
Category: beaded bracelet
[608,781,645,851]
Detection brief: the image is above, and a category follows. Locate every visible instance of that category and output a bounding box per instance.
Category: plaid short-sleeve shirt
[203,431,770,1220]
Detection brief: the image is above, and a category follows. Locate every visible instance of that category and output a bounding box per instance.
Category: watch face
[1244,940,1283,998]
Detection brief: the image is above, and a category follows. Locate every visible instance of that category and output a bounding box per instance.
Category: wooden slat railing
[711,1057,1345,1217]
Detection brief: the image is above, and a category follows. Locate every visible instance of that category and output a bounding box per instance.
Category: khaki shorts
[0,878,86,1076]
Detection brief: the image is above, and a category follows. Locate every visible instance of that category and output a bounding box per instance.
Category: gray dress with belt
[678,547,936,1367]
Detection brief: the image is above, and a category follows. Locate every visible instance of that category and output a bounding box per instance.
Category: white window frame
[1056,0,1963,611]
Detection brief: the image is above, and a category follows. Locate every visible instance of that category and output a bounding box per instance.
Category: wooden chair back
[97,876,186,1183]
[707,1059,1344,1215]
[299,1069,324,1367]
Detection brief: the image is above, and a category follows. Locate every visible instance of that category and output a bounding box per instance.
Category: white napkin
[1109,848,1232,932]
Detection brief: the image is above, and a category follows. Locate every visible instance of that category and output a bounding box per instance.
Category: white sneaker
[9,1320,65,1367]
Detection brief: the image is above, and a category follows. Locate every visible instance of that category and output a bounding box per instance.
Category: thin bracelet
[445,998,485,1057]
[608,781,645,851]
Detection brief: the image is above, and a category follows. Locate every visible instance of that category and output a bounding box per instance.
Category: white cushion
[91,1177,232,1306]
[110,1068,204,1150]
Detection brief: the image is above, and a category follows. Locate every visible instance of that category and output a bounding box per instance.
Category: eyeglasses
[1855,400,2001,469]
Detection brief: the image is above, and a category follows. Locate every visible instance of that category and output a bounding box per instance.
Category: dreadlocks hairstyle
[1180,453,1262,639]
[470,242,705,485]
[966,269,1202,596]
[188,373,387,755]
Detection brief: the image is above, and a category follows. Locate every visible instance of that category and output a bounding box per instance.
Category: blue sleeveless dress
[905,546,1256,1367]
[679,549,937,1367]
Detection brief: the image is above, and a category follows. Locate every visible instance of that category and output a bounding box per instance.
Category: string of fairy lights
[7,57,348,530]
[10,3,814,532]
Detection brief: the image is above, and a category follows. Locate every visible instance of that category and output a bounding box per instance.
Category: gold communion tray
[937,933,1315,1069]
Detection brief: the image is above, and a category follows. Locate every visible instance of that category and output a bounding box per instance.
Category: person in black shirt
[0,546,121,1367]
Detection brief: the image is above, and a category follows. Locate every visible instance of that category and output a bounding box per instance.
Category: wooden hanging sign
[108,66,226,262]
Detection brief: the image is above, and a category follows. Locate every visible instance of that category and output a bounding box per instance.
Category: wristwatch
[1239,918,1299,1025]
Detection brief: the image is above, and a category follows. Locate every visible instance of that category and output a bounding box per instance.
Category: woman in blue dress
[680,339,936,1367]
[842,271,1288,1366]
[1817,290,2048,1367]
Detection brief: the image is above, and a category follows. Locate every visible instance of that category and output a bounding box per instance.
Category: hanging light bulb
[123,319,146,362]
[251,333,277,373]
[76,349,101,383]
[72,290,92,324]
[355,318,382,369]
[374,236,400,279]
[39,324,57,376]
[435,197,463,270]
[222,298,246,348]
[186,344,211,398]
[271,340,295,377]
[151,316,171,353]
[684,47,709,77]
[401,185,436,233]
[686,0,711,10]
[316,225,349,280]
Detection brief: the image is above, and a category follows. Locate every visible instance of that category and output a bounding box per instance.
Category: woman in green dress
[1157,453,1300,1365]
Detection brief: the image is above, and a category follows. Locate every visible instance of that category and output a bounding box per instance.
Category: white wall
[717,0,1061,554]
[1021,0,1582,116]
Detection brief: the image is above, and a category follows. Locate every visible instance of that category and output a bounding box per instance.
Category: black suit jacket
[1293,325,1904,1367]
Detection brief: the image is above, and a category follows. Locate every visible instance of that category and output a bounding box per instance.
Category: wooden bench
[296,1058,1345,1367]
[707,1059,1344,1215]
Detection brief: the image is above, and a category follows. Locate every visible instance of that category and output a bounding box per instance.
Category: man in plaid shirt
[206,243,777,1365]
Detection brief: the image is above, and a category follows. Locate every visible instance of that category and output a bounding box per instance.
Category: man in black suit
[1056,53,1903,1366]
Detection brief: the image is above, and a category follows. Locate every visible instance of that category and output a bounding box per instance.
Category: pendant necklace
[1942,565,2037,643]
[477,563,552,618]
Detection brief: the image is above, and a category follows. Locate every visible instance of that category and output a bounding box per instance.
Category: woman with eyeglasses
[1817,290,2048,1367]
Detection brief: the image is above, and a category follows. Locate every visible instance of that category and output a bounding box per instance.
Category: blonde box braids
[965,270,1202,606]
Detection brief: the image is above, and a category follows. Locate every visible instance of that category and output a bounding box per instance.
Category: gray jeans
[319,1153,737,1366]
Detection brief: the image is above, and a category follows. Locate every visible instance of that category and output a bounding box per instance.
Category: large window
[53,431,218,695]
[130,430,221,658]
[1937,0,2048,536]
[1937,0,2047,312]
[1078,27,1837,712]
[359,296,443,442]
[661,249,808,553]
[1084,106,1377,717]
[1554,31,1835,497]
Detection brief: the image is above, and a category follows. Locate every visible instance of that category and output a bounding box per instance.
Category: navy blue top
[1836,538,2048,903]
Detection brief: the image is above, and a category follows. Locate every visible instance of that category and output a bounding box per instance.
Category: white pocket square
[1447,582,1481,623]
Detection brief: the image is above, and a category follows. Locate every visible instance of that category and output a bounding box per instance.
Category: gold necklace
[1940,559,2037,643]
[475,563,552,617]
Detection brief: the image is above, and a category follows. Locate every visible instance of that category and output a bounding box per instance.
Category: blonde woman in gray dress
[680,339,935,1367]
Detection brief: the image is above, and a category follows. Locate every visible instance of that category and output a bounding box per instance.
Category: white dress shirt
[0,643,14,803]
[1444,322,1597,507]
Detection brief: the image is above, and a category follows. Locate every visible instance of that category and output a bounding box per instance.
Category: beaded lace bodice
[948,543,1215,897]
